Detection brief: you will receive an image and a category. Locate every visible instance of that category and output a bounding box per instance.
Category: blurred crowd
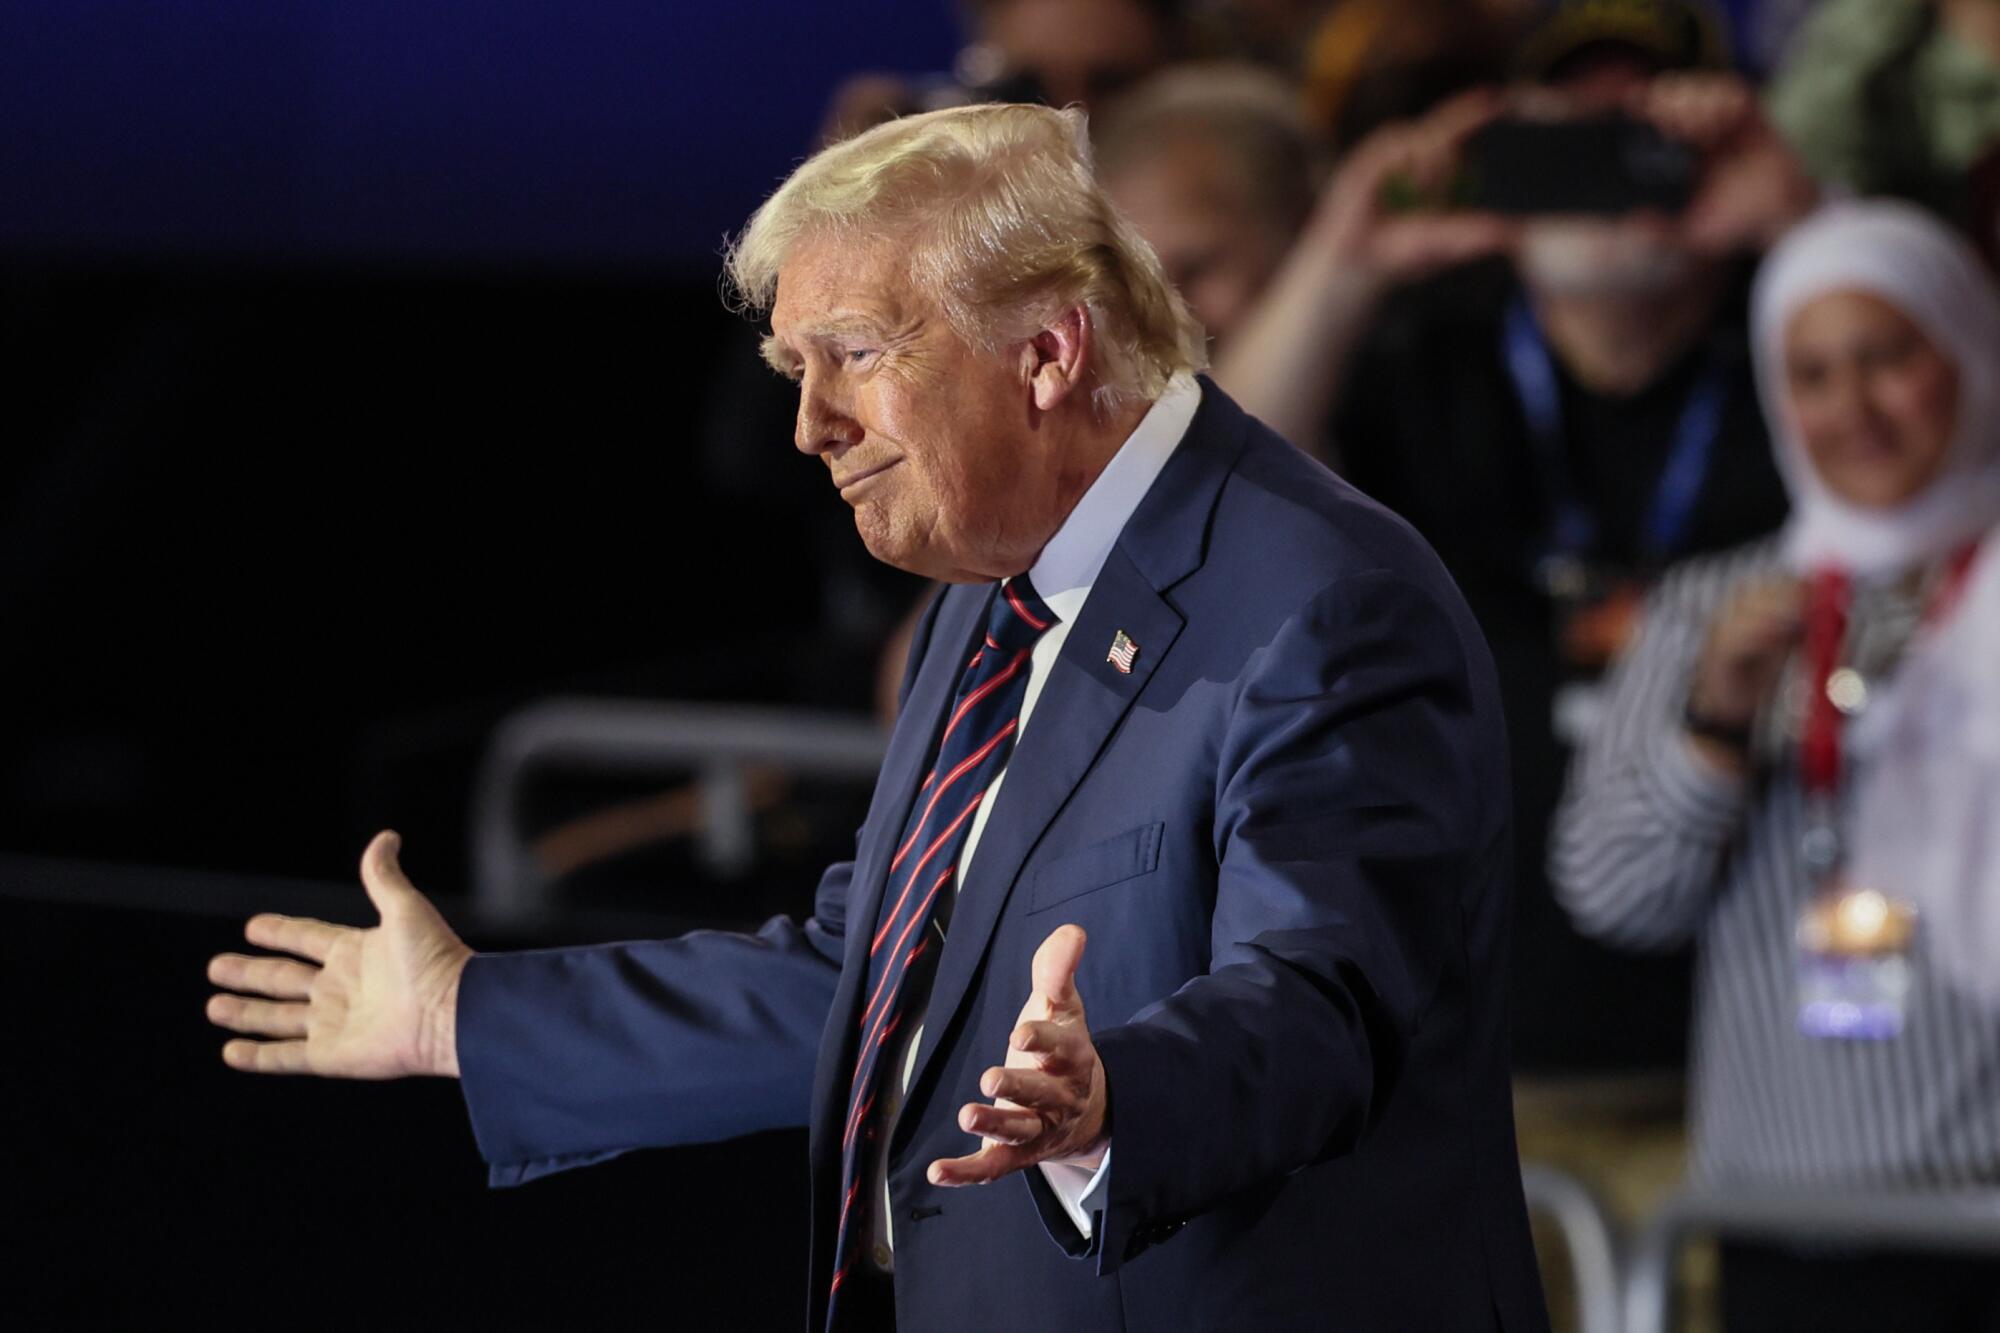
[680,0,2000,1325]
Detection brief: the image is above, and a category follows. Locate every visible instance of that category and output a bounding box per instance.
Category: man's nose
[795,378,863,457]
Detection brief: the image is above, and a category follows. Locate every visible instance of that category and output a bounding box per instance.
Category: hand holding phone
[1307,87,1517,286]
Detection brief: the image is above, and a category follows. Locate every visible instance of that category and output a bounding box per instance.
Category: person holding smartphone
[1213,0,1819,1074]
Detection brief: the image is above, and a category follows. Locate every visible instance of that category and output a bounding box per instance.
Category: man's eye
[846,348,876,364]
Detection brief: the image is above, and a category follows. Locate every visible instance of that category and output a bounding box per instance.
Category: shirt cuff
[1641,716,1748,838]
[1036,1144,1112,1240]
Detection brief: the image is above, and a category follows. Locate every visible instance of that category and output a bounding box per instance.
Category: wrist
[1052,1141,1109,1171]
[1301,206,1393,300]
[1681,691,1755,779]
[1682,695,1754,751]
[1322,259,1393,314]
[1683,730,1750,780]
[422,949,472,1079]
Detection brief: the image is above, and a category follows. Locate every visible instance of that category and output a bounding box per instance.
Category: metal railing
[1522,1163,1625,1333]
[470,698,886,925]
[1623,1186,2000,1333]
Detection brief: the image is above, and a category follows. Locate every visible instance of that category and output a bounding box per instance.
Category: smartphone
[1461,115,1698,217]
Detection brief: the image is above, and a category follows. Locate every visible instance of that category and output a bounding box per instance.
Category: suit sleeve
[457,584,949,1187]
[1081,569,1490,1270]
[457,863,850,1186]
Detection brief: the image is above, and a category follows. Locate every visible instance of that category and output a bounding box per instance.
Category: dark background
[5,4,956,1323]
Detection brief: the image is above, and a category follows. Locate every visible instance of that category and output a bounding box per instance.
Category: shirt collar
[1027,374,1202,624]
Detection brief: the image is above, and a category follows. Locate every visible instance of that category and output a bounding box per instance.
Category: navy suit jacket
[457,381,1550,1331]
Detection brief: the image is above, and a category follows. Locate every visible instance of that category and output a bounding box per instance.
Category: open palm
[929,923,1107,1186]
[206,831,472,1079]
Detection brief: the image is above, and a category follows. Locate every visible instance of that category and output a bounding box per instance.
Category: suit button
[872,1243,892,1269]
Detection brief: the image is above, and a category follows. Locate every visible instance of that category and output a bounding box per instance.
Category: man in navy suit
[207,102,1547,1331]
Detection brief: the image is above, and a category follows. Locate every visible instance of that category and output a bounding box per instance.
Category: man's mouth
[836,458,902,496]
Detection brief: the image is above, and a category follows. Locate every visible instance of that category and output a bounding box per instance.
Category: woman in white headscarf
[1551,200,2000,1330]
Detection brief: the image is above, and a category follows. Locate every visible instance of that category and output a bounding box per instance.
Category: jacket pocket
[1026,822,1164,913]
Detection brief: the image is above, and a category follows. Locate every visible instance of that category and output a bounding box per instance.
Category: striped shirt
[1551,537,2000,1188]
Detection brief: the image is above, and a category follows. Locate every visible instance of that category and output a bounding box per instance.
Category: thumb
[1031,924,1087,1012]
[359,829,419,919]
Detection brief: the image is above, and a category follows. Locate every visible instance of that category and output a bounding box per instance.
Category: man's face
[765,232,1081,583]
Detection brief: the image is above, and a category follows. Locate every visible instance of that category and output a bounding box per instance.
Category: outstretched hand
[928,924,1108,1187]
[206,831,472,1079]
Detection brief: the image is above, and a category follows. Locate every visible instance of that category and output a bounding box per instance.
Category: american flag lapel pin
[1107,629,1139,674]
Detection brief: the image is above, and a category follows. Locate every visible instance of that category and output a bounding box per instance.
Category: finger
[1720,621,1798,661]
[1724,586,1803,629]
[360,829,417,918]
[1030,924,1087,1011]
[1010,1019,1076,1059]
[1740,598,1806,632]
[1506,83,1576,124]
[207,993,309,1039]
[1724,605,1796,639]
[929,1141,1034,1188]
[1633,86,1697,144]
[244,913,345,964]
[1734,583,1789,613]
[1344,125,1418,181]
[1638,75,1748,149]
[1753,579,1807,610]
[208,952,316,999]
[221,1038,311,1075]
[1343,133,1422,211]
[959,1102,1046,1146]
[1734,592,1803,624]
[981,1065,1074,1111]
[1420,84,1504,146]
[1405,147,1456,199]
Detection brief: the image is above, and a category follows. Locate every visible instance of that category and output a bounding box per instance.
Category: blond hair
[725,101,1207,409]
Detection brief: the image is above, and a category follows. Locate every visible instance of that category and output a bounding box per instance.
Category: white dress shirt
[872,374,1202,1264]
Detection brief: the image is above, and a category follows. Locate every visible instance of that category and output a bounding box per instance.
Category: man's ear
[1025,305,1092,413]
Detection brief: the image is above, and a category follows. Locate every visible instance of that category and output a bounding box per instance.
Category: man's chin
[854,519,993,584]
[855,516,937,579]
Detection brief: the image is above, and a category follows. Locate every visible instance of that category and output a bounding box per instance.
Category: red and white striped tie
[826,575,1056,1326]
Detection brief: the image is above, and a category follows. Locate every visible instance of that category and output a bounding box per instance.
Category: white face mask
[1516,219,1695,298]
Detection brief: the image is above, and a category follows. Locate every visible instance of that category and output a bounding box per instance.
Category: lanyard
[1799,567,1851,798]
[1502,296,1728,571]
[1797,545,1982,800]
